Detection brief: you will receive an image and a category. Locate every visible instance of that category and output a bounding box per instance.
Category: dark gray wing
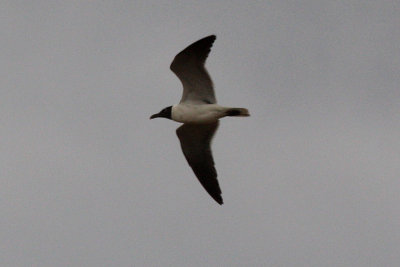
[176,122,222,205]
[170,35,217,105]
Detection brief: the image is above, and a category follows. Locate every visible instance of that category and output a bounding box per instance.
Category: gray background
[1,1,400,266]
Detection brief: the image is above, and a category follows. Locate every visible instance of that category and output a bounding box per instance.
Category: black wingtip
[204,34,216,43]
[200,34,216,39]
[214,196,223,205]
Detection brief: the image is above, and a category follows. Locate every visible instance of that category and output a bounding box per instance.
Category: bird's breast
[171,104,226,124]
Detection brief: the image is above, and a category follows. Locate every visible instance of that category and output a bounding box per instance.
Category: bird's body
[171,103,248,124]
[150,35,249,205]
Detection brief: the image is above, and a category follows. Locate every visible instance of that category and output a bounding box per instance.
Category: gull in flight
[150,35,249,205]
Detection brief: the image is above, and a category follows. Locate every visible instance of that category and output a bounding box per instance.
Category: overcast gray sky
[1,1,400,266]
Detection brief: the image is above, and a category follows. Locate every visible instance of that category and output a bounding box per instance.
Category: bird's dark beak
[150,113,160,119]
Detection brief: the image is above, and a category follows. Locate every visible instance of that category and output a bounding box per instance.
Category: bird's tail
[225,108,250,117]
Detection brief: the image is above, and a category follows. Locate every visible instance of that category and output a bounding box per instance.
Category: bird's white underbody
[172,104,235,124]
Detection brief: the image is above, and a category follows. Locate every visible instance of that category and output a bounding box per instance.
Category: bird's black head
[150,106,172,120]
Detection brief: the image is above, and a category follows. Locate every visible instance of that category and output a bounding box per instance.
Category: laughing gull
[150,35,249,205]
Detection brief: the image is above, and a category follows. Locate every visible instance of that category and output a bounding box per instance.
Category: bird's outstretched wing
[176,122,222,205]
[170,35,217,105]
